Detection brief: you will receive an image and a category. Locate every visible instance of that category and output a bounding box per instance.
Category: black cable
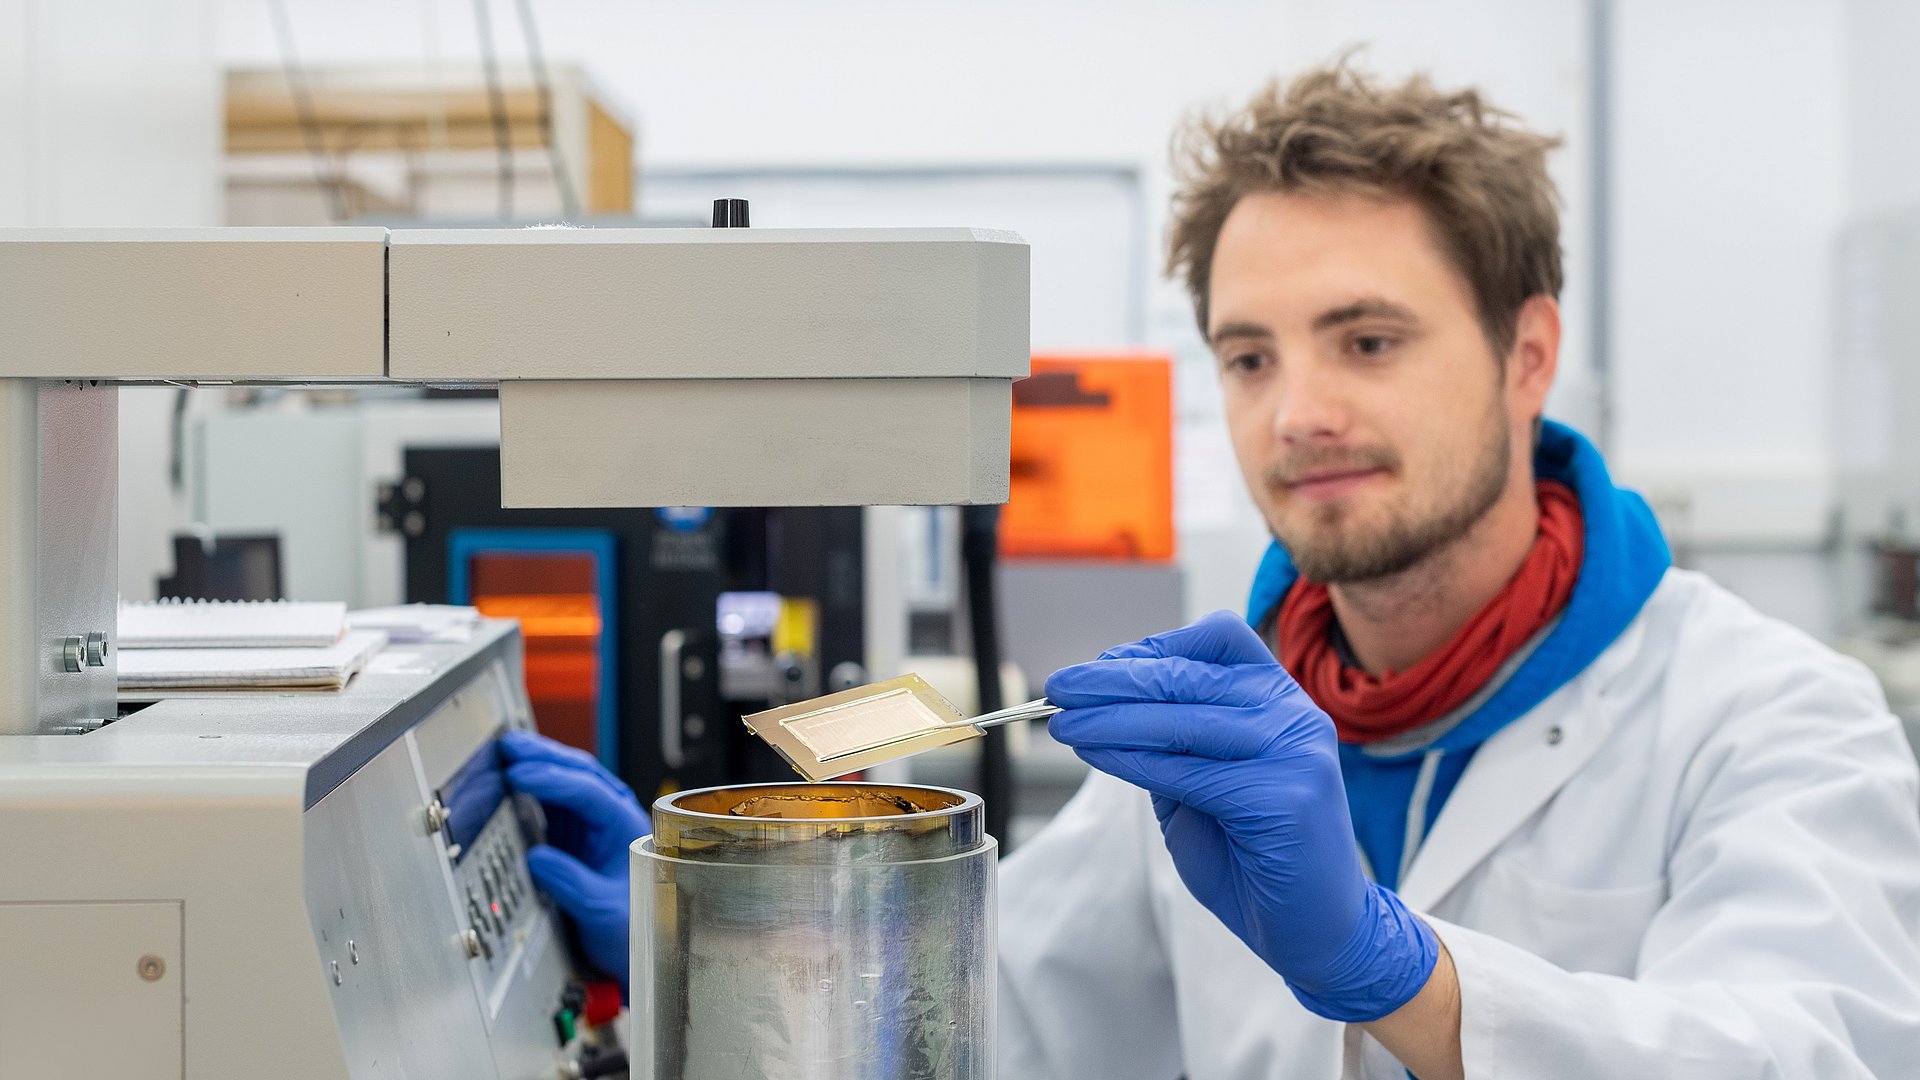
[472,0,516,219]
[961,504,1013,851]
[267,0,348,222]
[514,0,581,218]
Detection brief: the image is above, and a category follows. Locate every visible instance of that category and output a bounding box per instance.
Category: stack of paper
[115,599,387,691]
[117,630,388,691]
[118,599,347,649]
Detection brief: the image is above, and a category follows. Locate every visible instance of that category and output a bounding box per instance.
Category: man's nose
[1271,362,1348,444]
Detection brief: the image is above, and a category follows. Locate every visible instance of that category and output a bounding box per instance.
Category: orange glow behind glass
[469,553,603,755]
[1002,354,1175,561]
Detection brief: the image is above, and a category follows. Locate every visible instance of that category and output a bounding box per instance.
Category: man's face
[1207,191,1534,584]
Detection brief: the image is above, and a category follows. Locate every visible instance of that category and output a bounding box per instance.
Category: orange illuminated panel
[1002,353,1175,561]
[469,552,603,755]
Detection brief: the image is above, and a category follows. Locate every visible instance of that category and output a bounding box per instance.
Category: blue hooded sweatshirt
[1245,420,1671,890]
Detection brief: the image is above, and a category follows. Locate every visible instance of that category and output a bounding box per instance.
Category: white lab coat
[999,569,1920,1079]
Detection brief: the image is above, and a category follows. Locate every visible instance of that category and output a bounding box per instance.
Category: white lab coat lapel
[1394,619,1645,911]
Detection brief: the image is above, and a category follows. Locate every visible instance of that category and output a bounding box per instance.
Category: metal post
[1590,0,1616,450]
[0,380,39,734]
[0,380,118,735]
[961,504,1012,849]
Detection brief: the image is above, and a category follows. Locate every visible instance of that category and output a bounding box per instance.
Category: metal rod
[816,699,1057,764]
[471,0,516,220]
[971,699,1059,729]
[513,0,582,218]
[267,0,349,223]
[1589,0,1616,450]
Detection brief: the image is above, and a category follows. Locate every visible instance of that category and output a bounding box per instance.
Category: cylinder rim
[634,832,998,867]
[654,781,982,825]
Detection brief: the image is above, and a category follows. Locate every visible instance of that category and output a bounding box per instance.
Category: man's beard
[1264,409,1513,585]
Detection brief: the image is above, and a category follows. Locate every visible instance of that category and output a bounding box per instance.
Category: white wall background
[9,0,1912,629]
[1846,0,1920,220]
[1608,0,1847,550]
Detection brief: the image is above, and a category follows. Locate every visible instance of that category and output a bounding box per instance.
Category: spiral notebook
[118,600,348,649]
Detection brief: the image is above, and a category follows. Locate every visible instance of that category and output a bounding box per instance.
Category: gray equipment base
[0,621,581,1080]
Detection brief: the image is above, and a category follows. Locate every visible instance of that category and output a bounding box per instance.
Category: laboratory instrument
[0,219,1027,1079]
[632,782,996,1078]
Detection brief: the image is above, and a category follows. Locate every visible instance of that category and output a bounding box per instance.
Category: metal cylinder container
[630,782,996,1079]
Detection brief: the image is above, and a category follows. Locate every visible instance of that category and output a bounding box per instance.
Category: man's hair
[1168,62,1564,357]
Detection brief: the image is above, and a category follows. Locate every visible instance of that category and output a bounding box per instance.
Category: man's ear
[1507,294,1561,417]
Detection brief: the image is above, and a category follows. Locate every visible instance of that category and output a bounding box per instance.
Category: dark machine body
[394,446,865,798]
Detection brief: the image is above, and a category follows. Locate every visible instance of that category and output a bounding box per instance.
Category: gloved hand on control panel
[500,730,649,991]
[1043,611,1439,1023]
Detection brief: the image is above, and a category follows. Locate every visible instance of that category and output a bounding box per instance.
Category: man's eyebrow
[1207,320,1274,346]
[1311,298,1419,332]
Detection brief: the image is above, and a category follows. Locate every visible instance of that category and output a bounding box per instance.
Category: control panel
[450,795,553,1018]
[414,671,570,1039]
[299,644,591,1078]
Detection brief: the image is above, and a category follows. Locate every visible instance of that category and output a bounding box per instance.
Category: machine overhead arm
[0,225,1029,735]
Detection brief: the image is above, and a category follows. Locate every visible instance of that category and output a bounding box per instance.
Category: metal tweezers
[818,698,1061,763]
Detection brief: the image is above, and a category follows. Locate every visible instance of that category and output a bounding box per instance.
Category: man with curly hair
[1001,64,1920,1079]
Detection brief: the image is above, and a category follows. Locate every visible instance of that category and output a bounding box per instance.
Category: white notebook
[117,630,388,691]
[118,599,348,649]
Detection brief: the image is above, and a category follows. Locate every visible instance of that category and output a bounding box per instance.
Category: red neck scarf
[1276,480,1584,744]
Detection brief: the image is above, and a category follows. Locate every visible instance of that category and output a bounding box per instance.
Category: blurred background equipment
[1824,207,1920,755]
[1003,353,1175,562]
[398,446,721,791]
[225,59,633,223]
[155,532,284,601]
[189,402,881,799]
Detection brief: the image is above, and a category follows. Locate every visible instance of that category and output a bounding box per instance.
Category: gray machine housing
[0,225,1029,1078]
[0,622,577,1078]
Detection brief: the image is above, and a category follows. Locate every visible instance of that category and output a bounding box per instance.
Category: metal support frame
[0,380,116,736]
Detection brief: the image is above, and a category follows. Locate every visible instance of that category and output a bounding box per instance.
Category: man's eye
[1352,335,1395,358]
[1224,352,1267,374]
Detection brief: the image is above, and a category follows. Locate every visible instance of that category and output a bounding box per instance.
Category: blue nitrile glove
[499,729,650,990]
[1043,611,1438,1023]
